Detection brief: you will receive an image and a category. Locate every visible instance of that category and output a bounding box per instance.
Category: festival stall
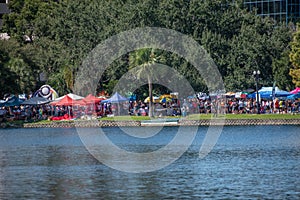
[101,92,129,116]
[101,92,128,103]
[247,87,290,99]
[290,87,300,94]
[22,97,50,105]
[49,95,78,120]
[144,96,160,103]
[287,92,300,100]
[83,94,105,104]
[52,93,84,103]
[3,96,24,107]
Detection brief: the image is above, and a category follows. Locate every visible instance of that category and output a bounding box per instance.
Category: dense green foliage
[289,23,300,87]
[0,0,296,98]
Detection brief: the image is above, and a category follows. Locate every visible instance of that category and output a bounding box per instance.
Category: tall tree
[1,0,294,95]
[289,24,300,87]
[0,40,20,98]
[0,39,40,96]
[273,50,293,91]
[129,49,161,117]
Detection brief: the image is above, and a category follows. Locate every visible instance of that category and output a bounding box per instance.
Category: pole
[255,77,260,114]
[253,71,261,114]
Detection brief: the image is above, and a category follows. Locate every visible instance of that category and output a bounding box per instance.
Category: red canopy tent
[81,94,106,115]
[49,95,77,120]
[83,94,105,104]
[74,99,88,106]
[50,95,76,106]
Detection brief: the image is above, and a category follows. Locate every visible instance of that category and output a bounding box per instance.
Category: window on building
[274,1,281,14]
[257,2,262,14]
[282,0,286,12]
[263,2,269,15]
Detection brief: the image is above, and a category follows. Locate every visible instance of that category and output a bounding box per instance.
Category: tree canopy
[289,23,300,87]
[0,0,296,98]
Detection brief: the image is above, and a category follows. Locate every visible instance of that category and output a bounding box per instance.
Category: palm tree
[129,48,160,117]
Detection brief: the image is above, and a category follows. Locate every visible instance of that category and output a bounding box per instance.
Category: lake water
[0,125,299,199]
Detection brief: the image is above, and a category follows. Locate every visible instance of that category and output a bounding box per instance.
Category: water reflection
[0,126,299,199]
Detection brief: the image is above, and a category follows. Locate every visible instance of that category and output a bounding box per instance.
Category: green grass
[0,120,25,128]
[99,115,151,121]
[187,113,300,120]
[97,114,300,121]
[26,113,300,123]
[32,119,53,124]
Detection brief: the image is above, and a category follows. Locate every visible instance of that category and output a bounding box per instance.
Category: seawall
[21,118,300,128]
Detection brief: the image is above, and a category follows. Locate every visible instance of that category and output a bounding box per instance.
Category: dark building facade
[244,0,300,24]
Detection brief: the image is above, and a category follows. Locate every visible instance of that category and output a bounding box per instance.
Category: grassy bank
[100,113,300,121]
[1,113,299,128]
[187,113,300,120]
[99,116,151,121]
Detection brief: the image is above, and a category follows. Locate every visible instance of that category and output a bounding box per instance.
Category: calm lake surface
[0,125,299,199]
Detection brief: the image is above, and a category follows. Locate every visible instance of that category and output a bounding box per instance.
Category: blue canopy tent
[3,96,24,107]
[21,96,50,105]
[247,92,258,99]
[247,91,291,99]
[247,87,290,99]
[101,92,129,103]
[101,92,129,116]
[286,92,300,100]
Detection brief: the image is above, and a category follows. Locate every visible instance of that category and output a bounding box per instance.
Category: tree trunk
[148,75,153,117]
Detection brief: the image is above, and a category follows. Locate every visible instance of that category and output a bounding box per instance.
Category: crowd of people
[128,97,300,117]
[0,96,299,123]
[183,98,300,115]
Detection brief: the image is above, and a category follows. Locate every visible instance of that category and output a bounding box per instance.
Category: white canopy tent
[51,93,84,103]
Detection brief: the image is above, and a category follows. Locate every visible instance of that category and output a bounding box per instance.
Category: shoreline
[14,118,300,128]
